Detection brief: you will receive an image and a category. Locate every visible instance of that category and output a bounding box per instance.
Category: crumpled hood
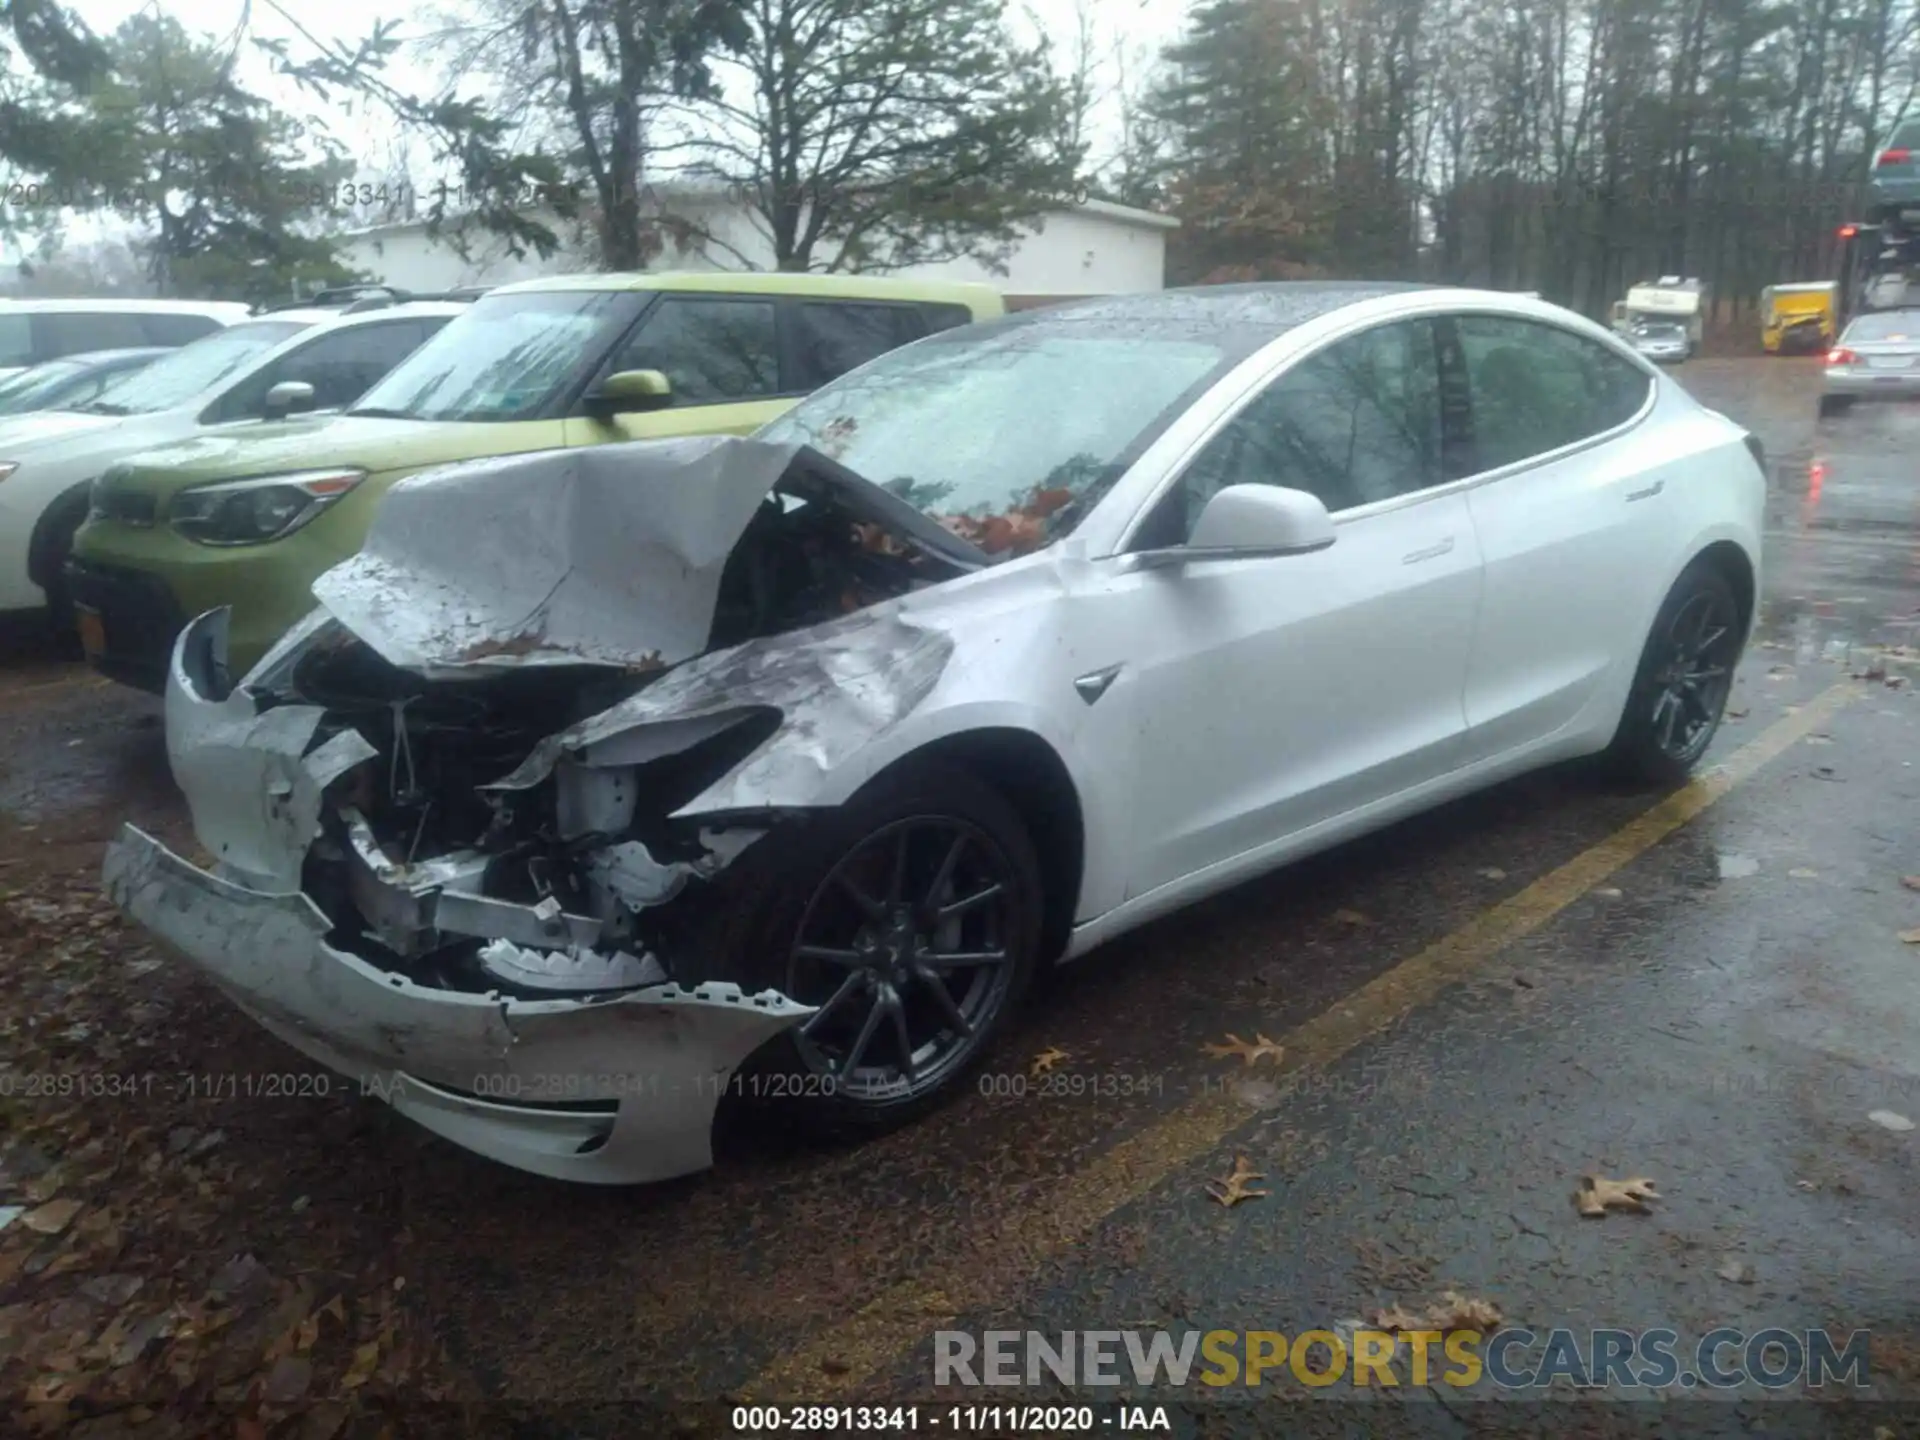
[0,408,121,454]
[100,414,533,498]
[311,435,804,676]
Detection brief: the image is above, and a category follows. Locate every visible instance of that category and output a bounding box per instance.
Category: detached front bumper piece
[103,827,812,1184]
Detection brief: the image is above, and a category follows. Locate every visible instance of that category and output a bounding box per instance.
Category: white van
[0,300,252,381]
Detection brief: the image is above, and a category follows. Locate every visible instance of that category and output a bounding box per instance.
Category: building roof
[341,193,1179,243]
[488,270,1002,307]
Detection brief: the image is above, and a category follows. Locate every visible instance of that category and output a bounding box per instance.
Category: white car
[104,284,1766,1185]
[0,302,469,629]
[0,298,250,382]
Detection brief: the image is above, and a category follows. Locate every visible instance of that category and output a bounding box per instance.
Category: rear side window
[140,313,223,346]
[0,314,33,367]
[922,303,975,334]
[790,302,925,389]
[1889,120,1920,149]
[36,311,151,356]
[610,297,780,404]
[1453,315,1651,473]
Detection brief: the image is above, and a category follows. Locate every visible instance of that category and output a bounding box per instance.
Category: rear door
[1450,313,1665,759]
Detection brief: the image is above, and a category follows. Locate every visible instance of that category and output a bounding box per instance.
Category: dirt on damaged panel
[0,663,500,1437]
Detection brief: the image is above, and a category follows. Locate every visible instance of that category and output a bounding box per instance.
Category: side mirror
[584,368,672,420]
[1135,485,1336,569]
[262,381,316,420]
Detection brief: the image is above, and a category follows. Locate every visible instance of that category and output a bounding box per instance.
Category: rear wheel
[1606,562,1742,787]
[690,760,1043,1138]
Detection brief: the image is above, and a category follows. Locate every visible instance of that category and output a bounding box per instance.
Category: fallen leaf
[820,1358,851,1376]
[22,1198,81,1234]
[1477,867,1507,880]
[1868,1110,1914,1132]
[1205,1154,1268,1207]
[1200,1033,1285,1067]
[1726,707,1749,719]
[341,1340,381,1390]
[1789,868,1819,879]
[1575,1174,1660,1217]
[1595,886,1623,898]
[261,1354,312,1404]
[1900,929,1920,945]
[1428,1290,1503,1331]
[1370,1290,1503,1333]
[1028,1046,1069,1077]
[1902,876,1920,892]
[1332,908,1374,926]
[1716,1257,1756,1285]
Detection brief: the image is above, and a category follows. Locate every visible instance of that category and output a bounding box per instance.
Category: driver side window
[1142,318,1443,546]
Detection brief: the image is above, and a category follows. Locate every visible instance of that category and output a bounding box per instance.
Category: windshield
[349,290,645,422]
[87,321,308,414]
[0,359,85,412]
[758,325,1232,555]
[1844,310,1920,341]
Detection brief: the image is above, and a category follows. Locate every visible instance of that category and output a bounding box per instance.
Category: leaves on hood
[1200,1032,1285,1066]
[21,1198,81,1234]
[1575,1174,1661,1216]
[1205,1154,1269,1208]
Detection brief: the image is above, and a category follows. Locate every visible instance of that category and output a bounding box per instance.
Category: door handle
[1402,537,1455,565]
[1626,481,1664,502]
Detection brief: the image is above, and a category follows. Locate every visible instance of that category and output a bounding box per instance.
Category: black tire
[1606,561,1743,787]
[28,488,90,652]
[687,759,1044,1139]
[1818,394,1853,418]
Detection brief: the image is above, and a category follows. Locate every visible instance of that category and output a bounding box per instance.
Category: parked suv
[1870,113,1920,226]
[68,271,1002,687]
[2,301,473,652]
[0,299,250,381]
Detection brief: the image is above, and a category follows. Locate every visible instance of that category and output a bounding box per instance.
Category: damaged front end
[104,435,976,1183]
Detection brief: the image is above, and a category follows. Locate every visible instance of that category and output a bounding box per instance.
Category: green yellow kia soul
[68,271,1002,689]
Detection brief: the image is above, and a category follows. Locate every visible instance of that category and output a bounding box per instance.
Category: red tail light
[1878,148,1913,166]
[1839,223,1858,237]
[1826,347,1859,365]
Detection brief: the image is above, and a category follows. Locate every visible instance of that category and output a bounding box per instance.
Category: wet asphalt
[0,357,1915,1425]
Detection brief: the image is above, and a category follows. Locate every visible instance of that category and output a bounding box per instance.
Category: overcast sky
[32,0,1188,262]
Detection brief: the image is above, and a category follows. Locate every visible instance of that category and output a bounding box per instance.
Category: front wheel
[1606,562,1743,786]
[691,760,1044,1138]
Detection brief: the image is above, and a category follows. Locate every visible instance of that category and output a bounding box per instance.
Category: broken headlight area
[244,444,969,1004]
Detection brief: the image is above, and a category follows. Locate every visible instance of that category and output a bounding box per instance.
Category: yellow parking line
[742,682,1862,1399]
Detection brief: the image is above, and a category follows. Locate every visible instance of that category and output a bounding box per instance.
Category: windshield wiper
[345,406,415,419]
[75,401,132,415]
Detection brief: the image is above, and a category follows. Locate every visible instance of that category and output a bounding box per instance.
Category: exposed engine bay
[229,437,976,1002]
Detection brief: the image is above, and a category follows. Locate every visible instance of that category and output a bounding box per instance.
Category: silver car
[1628,321,1690,364]
[1820,307,1920,416]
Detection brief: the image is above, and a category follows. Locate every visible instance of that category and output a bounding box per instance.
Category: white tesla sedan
[104,284,1766,1184]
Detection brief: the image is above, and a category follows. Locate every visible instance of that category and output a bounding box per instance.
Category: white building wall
[339,199,1172,297]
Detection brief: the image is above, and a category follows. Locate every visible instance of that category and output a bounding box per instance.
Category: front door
[1114,317,1486,900]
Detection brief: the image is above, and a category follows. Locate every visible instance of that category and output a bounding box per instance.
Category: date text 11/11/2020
[0,1072,336,1101]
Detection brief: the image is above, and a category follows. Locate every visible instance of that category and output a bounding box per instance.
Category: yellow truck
[1761,282,1839,354]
